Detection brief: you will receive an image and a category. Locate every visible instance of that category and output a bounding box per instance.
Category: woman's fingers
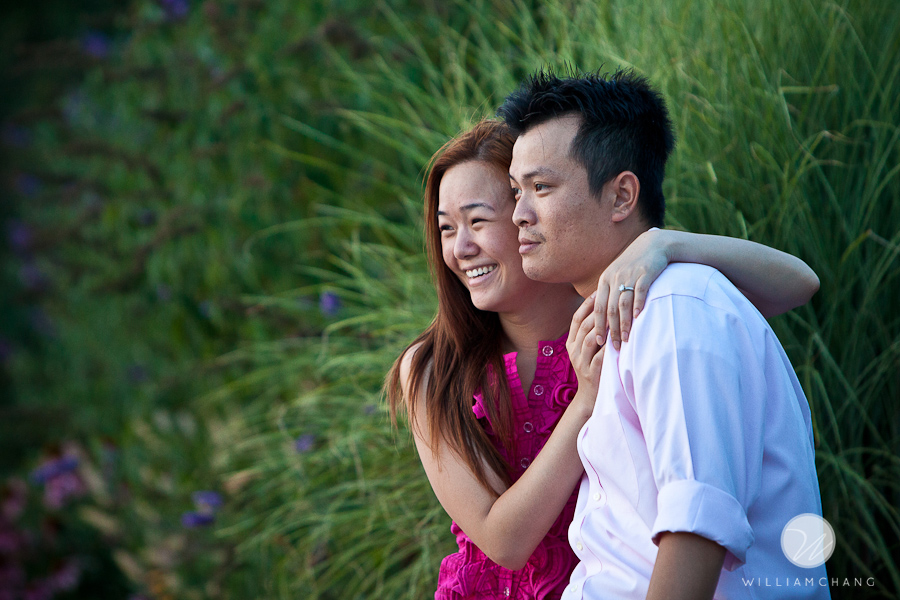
[606,289,622,350]
[592,281,610,346]
[617,286,635,343]
[568,294,598,368]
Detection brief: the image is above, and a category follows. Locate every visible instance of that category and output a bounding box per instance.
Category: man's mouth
[518,236,540,254]
[465,265,496,279]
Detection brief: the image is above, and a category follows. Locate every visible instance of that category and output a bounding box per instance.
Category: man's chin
[523,262,562,284]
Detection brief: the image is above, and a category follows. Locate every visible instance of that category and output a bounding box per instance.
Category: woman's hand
[567,293,605,415]
[593,229,671,351]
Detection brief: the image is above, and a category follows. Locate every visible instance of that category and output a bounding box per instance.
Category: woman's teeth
[466,265,496,279]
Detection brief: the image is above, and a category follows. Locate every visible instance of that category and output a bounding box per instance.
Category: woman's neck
[498,286,584,355]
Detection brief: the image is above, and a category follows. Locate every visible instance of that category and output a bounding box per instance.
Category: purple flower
[13,174,41,198]
[0,561,26,590]
[48,559,81,592]
[156,284,172,302]
[62,91,86,127]
[137,209,156,226]
[30,456,79,485]
[127,364,149,383]
[191,490,222,511]
[28,308,56,337]
[19,263,49,292]
[181,511,214,528]
[319,291,341,317]
[159,0,189,20]
[23,581,52,600]
[43,471,86,509]
[1,122,30,148]
[80,31,110,59]
[6,220,33,254]
[0,523,27,555]
[295,434,315,453]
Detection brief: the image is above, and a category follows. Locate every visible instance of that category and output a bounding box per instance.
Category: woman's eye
[439,224,453,233]
[511,187,521,199]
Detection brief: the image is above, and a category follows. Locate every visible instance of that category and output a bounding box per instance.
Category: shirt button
[503,587,510,597]
[593,492,601,501]
[520,458,530,469]
[523,421,534,433]
[570,583,578,593]
[533,384,544,396]
[576,541,583,551]
[542,345,554,356]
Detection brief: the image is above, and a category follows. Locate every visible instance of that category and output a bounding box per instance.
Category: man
[499,69,829,599]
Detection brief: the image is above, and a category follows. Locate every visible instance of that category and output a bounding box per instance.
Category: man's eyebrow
[509,166,561,182]
[436,202,495,216]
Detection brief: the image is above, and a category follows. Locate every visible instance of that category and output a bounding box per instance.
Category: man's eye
[535,183,547,191]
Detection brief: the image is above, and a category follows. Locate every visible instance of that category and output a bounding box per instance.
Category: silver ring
[619,284,635,292]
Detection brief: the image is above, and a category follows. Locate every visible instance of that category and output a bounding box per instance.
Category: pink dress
[435,333,580,600]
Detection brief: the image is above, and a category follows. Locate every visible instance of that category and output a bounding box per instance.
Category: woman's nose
[453,228,478,259]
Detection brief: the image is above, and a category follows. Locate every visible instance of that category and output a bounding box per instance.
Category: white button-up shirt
[565,264,829,599]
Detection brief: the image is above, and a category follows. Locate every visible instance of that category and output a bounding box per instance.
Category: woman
[386,120,818,599]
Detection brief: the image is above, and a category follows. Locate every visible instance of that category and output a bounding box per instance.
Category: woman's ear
[609,171,640,223]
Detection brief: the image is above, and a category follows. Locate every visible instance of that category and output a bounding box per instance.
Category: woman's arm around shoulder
[592,228,820,349]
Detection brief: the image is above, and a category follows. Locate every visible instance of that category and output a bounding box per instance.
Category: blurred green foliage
[1,0,898,599]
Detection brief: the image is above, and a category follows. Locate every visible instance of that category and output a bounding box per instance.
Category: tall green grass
[213,0,899,598]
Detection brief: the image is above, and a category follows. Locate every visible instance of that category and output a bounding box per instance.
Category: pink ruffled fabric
[437,333,580,600]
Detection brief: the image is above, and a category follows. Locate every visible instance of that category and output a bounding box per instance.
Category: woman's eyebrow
[436,202,494,216]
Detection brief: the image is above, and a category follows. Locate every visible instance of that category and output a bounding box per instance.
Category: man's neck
[572,226,650,298]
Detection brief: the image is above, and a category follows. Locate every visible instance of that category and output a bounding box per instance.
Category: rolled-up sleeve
[624,288,765,570]
[652,480,753,569]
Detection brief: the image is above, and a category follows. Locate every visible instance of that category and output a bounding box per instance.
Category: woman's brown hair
[385,119,516,490]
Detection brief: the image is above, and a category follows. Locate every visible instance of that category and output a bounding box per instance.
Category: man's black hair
[497,67,675,227]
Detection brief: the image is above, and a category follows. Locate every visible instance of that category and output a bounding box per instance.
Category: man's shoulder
[644,263,766,330]
[645,263,727,302]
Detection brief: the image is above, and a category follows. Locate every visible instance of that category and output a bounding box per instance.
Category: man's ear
[609,171,640,223]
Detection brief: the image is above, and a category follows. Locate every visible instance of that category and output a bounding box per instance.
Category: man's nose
[512,195,535,228]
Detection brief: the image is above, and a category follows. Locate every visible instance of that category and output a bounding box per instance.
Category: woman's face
[437,160,546,314]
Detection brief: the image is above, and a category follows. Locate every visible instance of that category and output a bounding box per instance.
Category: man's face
[509,115,615,295]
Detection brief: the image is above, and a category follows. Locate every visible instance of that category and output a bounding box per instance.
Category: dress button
[520,457,530,469]
[542,345,554,356]
[533,384,544,396]
[523,421,534,433]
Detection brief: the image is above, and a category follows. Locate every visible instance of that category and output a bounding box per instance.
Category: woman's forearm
[664,230,819,318]
[476,389,593,569]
